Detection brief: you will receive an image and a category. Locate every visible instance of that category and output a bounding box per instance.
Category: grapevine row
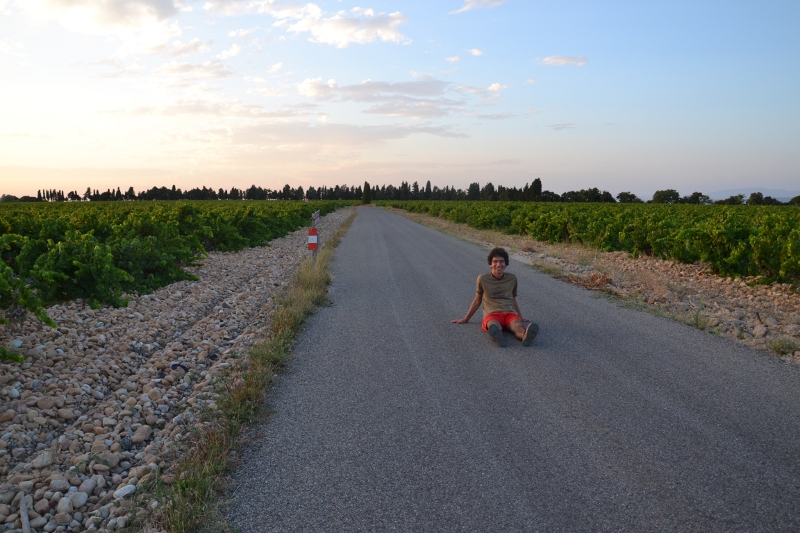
[379,201,800,281]
[0,201,353,350]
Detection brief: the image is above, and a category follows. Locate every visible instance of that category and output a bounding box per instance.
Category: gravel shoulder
[387,207,800,360]
[0,207,353,533]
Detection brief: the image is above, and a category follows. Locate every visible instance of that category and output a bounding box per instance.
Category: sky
[1,0,798,199]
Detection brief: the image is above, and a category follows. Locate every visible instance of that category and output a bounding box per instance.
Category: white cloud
[283,10,410,48]
[108,98,314,120]
[268,61,283,73]
[228,28,256,37]
[550,123,576,130]
[297,76,463,119]
[171,38,212,57]
[156,59,233,78]
[451,0,508,15]
[227,121,467,149]
[467,48,483,56]
[475,112,516,120]
[34,0,180,31]
[340,79,452,100]
[12,1,190,57]
[0,39,25,56]
[298,77,338,99]
[205,2,410,48]
[539,55,588,66]
[216,42,241,59]
[249,87,283,97]
[459,82,508,99]
[445,55,460,63]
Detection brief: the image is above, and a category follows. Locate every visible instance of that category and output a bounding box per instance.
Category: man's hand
[451,318,469,324]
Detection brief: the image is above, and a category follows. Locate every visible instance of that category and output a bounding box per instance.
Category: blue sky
[1,0,798,198]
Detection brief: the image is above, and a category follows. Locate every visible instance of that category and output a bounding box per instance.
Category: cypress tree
[362,182,371,204]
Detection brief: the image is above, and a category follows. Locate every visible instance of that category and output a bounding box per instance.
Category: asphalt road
[227,207,800,532]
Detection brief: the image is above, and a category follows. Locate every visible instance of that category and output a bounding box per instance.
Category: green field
[379,200,800,282]
[0,200,353,345]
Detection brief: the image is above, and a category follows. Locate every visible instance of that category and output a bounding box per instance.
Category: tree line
[1,180,798,205]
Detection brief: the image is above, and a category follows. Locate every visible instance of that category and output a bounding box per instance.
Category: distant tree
[600,190,616,203]
[362,182,371,204]
[787,195,800,206]
[762,196,783,205]
[480,182,496,201]
[411,181,420,199]
[398,181,409,200]
[424,180,431,200]
[0,195,19,202]
[679,191,712,204]
[747,192,764,205]
[715,194,745,205]
[466,182,480,200]
[651,189,681,204]
[616,191,642,203]
[532,178,542,200]
[18,196,41,202]
[560,188,614,203]
[539,190,561,202]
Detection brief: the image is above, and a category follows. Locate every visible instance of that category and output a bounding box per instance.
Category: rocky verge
[0,207,353,533]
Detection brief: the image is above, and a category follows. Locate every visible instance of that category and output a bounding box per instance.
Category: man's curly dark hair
[487,247,509,266]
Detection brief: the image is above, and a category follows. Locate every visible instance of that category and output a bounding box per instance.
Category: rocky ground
[389,208,800,361]
[0,207,354,533]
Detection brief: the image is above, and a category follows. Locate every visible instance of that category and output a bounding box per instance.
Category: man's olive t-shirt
[476,272,518,317]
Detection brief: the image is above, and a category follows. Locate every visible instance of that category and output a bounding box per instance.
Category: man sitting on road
[452,247,538,348]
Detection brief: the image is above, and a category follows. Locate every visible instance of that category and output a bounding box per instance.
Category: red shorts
[482,312,522,332]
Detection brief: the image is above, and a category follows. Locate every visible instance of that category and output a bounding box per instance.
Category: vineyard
[378,201,800,282]
[0,200,352,355]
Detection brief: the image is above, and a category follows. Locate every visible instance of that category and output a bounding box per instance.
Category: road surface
[227,207,800,532]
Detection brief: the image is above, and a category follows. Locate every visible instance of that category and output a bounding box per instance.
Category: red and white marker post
[309,210,320,264]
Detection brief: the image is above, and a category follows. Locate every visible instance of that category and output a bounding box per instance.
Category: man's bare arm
[452,293,482,324]
[512,297,529,322]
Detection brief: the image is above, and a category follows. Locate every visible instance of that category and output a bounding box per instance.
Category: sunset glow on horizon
[1,0,798,199]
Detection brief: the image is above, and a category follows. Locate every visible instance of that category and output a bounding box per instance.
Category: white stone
[68,491,88,509]
[113,485,136,500]
[50,479,70,492]
[78,478,96,495]
[56,496,73,514]
[31,450,54,469]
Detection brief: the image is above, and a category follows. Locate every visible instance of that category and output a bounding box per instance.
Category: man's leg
[486,319,506,347]
[508,319,538,346]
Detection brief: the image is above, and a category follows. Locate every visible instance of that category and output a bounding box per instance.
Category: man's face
[491,256,506,277]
